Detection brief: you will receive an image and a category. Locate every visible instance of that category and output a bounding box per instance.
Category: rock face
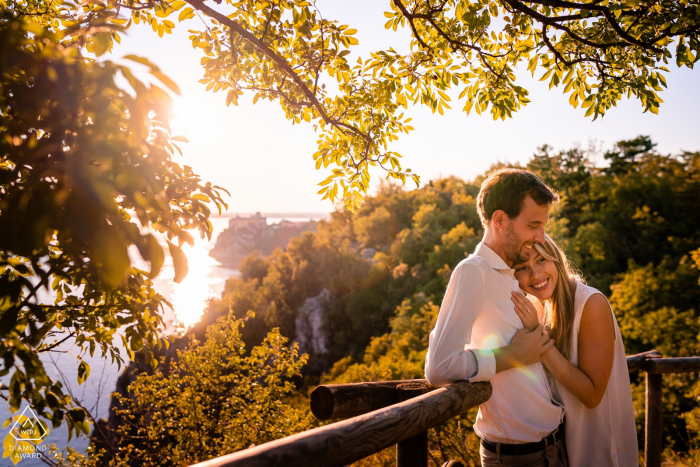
[294,288,331,355]
[209,212,318,267]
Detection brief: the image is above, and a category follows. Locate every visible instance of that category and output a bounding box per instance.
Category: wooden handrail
[310,350,663,422]
[190,381,492,467]
[310,379,437,420]
[626,350,662,371]
[645,357,700,374]
[188,351,699,467]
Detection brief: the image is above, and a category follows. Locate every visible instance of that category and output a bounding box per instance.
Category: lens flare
[482,333,501,350]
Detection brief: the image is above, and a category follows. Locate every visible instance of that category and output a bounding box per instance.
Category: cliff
[209,212,319,267]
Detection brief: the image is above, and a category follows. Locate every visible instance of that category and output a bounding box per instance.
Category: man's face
[501,195,550,265]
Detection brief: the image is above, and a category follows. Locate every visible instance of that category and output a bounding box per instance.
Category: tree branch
[518,0,664,52]
[391,0,430,49]
[37,333,75,353]
[185,0,370,142]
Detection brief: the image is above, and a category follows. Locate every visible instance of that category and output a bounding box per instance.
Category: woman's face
[513,250,559,300]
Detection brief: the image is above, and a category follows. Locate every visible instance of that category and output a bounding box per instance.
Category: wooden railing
[191,351,700,467]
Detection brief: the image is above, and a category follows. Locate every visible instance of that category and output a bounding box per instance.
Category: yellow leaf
[178,7,195,21]
[151,71,180,95]
[569,91,579,108]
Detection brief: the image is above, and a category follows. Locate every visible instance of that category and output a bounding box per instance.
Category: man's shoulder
[454,255,489,275]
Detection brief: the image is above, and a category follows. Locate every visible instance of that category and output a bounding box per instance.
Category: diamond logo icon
[9,407,48,442]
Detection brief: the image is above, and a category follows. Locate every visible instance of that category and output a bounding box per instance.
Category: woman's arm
[512,292,615,409]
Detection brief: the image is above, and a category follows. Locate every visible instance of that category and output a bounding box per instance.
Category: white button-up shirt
[425,242,564,443]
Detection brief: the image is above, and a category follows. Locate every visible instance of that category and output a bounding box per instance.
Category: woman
[510,235,638,467]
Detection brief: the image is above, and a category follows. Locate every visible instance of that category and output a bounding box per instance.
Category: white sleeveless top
[547,283,638,467]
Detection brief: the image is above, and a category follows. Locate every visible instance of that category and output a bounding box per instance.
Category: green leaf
[192,193,210,202]
[79,419,90,435]
[77,361,90,385]
[168,241,189,283]
[92,225,131,286]
[137,234,165,279]
[92,32,111,57]
[130,334,144,352]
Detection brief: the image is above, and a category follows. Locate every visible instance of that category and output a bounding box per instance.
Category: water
[0,213,328,466]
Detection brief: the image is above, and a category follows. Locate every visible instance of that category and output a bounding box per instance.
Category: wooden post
[645,372,662,467]
[396,382,428,467]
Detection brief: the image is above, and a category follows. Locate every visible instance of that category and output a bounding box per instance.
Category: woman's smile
[513,251,559,300]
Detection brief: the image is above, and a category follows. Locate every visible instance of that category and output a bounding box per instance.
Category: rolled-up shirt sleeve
[425,262,496,386]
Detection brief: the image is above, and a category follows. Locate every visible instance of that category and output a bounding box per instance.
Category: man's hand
[493,325,555,373]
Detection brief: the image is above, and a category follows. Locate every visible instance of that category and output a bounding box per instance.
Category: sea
[1,213,329,467]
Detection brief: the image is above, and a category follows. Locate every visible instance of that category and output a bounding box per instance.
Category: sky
[112,0,700,214]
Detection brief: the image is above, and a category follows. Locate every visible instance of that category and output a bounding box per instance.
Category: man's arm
[425,263,493,386]
[425,263,554,386]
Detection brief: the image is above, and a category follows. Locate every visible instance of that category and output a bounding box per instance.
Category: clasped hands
[493,292,554,372]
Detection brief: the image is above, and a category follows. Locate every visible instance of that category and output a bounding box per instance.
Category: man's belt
[480,424,565,456]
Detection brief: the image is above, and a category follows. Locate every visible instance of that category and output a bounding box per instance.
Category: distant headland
[209,212,331,267]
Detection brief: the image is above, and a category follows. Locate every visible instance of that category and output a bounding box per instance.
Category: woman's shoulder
[574,280,603,300]
[573,281,609,315]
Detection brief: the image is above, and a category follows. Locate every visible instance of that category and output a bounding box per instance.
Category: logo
[3,407,49,465]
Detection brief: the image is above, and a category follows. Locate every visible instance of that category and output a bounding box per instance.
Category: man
[425,168,567,467]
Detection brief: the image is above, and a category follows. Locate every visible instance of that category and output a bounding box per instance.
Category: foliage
[53,312,314,466]
[0,12,226,439]
[322,293,438,384]
[14,0,695,210]
[382,0,698,121]
[608,252,700,454]
[151,0,697,209]
[527,136,700,292]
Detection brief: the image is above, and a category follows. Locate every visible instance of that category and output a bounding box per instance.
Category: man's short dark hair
[476,168,558,226]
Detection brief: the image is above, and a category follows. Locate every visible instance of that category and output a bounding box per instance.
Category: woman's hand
[511,291,540,332]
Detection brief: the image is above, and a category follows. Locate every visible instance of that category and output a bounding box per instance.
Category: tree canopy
[3,0,697,210]
[17,0,694,210]
[0,11,227,443]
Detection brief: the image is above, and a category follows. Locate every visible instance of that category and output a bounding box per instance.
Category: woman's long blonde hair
[533,236,583,361]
